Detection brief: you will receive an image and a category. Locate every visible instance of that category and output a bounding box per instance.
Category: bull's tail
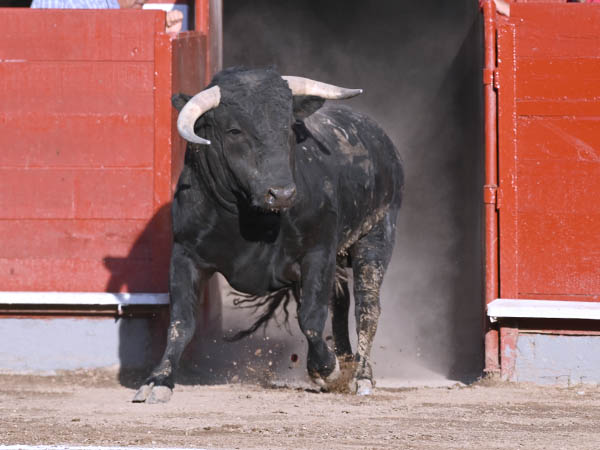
[225,266,349,342]
[224,287,297,342]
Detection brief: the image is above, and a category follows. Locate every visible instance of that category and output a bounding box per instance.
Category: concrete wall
[513,334,600,385]
[0,318,155,373]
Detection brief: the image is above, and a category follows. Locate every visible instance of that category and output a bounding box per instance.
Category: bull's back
[300,105,403,249]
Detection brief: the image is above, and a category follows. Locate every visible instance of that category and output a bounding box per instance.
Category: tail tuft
[224,287,296,341]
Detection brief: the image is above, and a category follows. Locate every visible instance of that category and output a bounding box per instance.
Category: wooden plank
[517,160,600,214]
[152,32,175,290]
[171,33,207,190]
[146,32,208,291]
[74,169,154,219]
[0,113,153,168]
[513,4,600,58]
[518,117,600,162]
[0,10,162,62]
[0,168,153,219]
[0,62,154,115]
[518,212,600,296]
[0,258,161,292]
[153,33,174,210]
[0,220,150,259]
[516,59,600,102]
[497,23,519,299]
[173,33,207,93]
[517,100,600,117]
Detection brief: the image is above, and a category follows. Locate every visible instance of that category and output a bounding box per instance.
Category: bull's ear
[293,95,325,120]
[171,93,192,112]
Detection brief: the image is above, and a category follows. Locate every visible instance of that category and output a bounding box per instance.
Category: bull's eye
[226,128,242,135]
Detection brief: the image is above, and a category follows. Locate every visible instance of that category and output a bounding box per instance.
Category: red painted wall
[496,3,600,303]
[0,9,207,293]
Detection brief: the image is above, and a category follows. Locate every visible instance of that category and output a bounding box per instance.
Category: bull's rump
[299,105,403,250]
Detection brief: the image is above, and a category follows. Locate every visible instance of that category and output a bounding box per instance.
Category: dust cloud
[187,0,485,387]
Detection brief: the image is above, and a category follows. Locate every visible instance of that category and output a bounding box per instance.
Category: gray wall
[514,334,600,385]
[0,317,154,373]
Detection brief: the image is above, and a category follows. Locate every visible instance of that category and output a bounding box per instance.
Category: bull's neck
[191,147,239,214]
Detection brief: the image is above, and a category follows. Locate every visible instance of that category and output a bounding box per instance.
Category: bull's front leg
[349,257,383,396]
[348,212,396,395]
[298,249,340,389]
[133,242,211,403]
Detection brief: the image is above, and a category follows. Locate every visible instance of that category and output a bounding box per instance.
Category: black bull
[133,67,404,403]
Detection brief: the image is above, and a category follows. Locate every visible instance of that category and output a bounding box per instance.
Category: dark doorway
[222,0,485,383]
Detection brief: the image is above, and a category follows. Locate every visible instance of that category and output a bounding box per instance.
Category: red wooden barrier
[484,0,600,373]
[497,3,600,301]
[0,9,207,294]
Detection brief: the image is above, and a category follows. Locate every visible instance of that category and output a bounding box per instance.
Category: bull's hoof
[311,358,341,391]
[132,383,173,404]
[349,378,373,396]
[147,385,173,403]
[132,383,154,402]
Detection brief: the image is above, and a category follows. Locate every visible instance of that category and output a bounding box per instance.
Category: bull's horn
[282,76,362,99]
[177,85,221,145]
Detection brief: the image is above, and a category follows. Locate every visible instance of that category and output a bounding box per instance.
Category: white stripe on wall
[488,298,600,322]
[0,292,169,306]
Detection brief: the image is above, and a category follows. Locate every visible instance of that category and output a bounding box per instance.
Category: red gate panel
[497,4,600,302]
[0,9,207,293]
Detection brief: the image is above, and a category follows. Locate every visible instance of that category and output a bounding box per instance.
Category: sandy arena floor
[1,370,600,450]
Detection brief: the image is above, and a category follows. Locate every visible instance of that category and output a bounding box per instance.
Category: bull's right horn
[282,76,363,99]
[177,85,221,145]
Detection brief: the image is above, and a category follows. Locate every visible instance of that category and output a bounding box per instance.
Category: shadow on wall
[106,203,312,389]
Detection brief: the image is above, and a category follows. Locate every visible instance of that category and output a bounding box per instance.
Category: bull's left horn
[177,85,221,145]
[282,76,362,99]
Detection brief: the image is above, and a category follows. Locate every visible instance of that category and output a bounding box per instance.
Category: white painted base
[487,299,600,322]
[0,292,169,306]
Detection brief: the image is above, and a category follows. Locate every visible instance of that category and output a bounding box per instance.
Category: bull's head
[173,68,361,212]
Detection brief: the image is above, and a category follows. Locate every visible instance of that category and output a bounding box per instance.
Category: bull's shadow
[104,203,314,389]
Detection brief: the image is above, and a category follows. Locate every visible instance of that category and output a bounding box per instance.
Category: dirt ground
[1,370,600,450]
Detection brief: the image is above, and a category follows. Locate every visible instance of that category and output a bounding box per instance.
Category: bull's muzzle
[266,184,297,210]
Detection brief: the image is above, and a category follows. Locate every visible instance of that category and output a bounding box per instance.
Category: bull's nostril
[269,185,296,202]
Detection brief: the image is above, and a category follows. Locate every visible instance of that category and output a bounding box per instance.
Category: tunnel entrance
[219,0,485,384]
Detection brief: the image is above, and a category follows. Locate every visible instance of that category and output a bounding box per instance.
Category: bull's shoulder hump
[305,104,371,130]
[305,106,362,144]
[304,105,400,159]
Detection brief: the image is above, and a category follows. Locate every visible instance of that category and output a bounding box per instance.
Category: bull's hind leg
[349,209,397,395]
[133,242,211,403]
[331,269,352,361]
